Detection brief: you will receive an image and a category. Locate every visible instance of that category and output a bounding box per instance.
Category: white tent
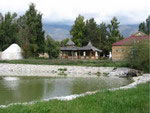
[1,43,23,60]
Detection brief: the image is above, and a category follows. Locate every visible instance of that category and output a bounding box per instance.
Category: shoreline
[0,63,141,77]
[0,74,149,108]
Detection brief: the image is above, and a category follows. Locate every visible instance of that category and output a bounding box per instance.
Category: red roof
[112,32,150,46]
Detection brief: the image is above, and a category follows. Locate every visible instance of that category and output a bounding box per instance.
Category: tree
[107,17,123,52]
[127,40,150,72]
[17,16,31,58]
[139,22,146,33]
[139,15,150,35]
[70,15,86,46]
[60,38,69,47]
[85,18,101,48]
[98,22,109,55]
[23,3,45,56]
[45,35,60,59]
[0,12,18,51]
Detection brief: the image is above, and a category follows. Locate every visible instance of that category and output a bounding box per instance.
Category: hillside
[43,24,139,40]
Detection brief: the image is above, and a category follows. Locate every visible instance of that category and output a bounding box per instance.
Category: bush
[127,40,150,73]
[45,36,60,59]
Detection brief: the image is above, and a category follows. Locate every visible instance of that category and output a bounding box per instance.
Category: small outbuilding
[1,43,23,60]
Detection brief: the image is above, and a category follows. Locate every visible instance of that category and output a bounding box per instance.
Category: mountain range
[43,24,139,40]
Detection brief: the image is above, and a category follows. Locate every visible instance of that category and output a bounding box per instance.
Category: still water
[0,76,131,105]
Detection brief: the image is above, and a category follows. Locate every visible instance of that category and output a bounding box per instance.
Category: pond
[0,76,132,105]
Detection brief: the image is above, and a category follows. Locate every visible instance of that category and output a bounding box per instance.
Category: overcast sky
[0,0,150,25]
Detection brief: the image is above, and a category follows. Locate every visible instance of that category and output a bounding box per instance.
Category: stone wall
[112,46,130,61]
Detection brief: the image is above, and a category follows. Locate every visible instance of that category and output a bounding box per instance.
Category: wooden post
[72,51,73,59]
[90,51,91,59]
[78,51,80,59]
[95,51,98,59]
[83,51,86,59]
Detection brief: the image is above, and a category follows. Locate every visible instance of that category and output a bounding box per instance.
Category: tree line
[0,3,59,58]
[0,3,149,59]
[69,15,123,55]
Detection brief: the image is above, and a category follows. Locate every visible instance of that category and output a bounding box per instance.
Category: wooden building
[60,40,102,59]
[112,32,150,61]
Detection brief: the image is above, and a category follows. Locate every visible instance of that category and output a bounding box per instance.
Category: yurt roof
[3,43,22,53]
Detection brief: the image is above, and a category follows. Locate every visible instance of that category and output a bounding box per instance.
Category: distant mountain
[119,24,139,37]
[43,24,139,40]
[43,24,71,40]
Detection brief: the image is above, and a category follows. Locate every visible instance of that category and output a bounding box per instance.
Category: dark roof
[66,40,75,46]
[112,32,150,46]
[79,42,102,52]
[61,41,102,52]
[61,46,80,51]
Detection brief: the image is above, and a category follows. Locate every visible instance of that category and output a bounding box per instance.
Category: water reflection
[0,76,131,105]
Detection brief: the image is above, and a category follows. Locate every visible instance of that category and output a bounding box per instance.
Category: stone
[127,69,143,77]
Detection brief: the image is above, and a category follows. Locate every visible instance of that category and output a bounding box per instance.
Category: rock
[108,68,131,77]
[108,68,142,78]
[127,69,143,77]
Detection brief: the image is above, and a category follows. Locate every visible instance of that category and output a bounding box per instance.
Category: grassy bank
[0,58,128,67]
[0,82,149,113]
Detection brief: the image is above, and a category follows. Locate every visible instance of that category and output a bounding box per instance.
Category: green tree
[107,17,123,51]
[24,3,45,56]
[17,16,31,58]
[60,38,69,47]
[45,35,60,59]
[70,15,86,46]
[98,22,109,55]
[0,12,18,51]
[139,22,146,33]
[85,18,101,47]
[139,15,150,35]
[128,40,150,72]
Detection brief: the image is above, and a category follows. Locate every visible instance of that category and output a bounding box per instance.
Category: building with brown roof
[112,32,150,61]
[60,40,102,59]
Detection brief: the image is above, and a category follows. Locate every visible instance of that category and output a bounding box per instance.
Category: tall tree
[85,18,101,48]
[23,3,45,56]
[108,17,122,38]
[139,15,150,35]
[107,17,123,51]
[0,12,18,51]
[70,15,86,46]
[98,22,109,55]
[17,16,31,58]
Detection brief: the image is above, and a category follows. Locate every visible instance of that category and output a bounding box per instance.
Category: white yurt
[1,43,23,60]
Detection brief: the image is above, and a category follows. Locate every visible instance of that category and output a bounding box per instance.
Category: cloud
[0,0,150,25]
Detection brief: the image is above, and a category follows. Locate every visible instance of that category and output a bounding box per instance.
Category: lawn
[0,58,129,67]
[0,82,149,113]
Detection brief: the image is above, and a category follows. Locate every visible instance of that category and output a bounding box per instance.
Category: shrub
[45,36,60,59]
[127,40,150,73]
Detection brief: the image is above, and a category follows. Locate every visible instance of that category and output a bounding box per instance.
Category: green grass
[0,82,149,113]
[0,58,129,67]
